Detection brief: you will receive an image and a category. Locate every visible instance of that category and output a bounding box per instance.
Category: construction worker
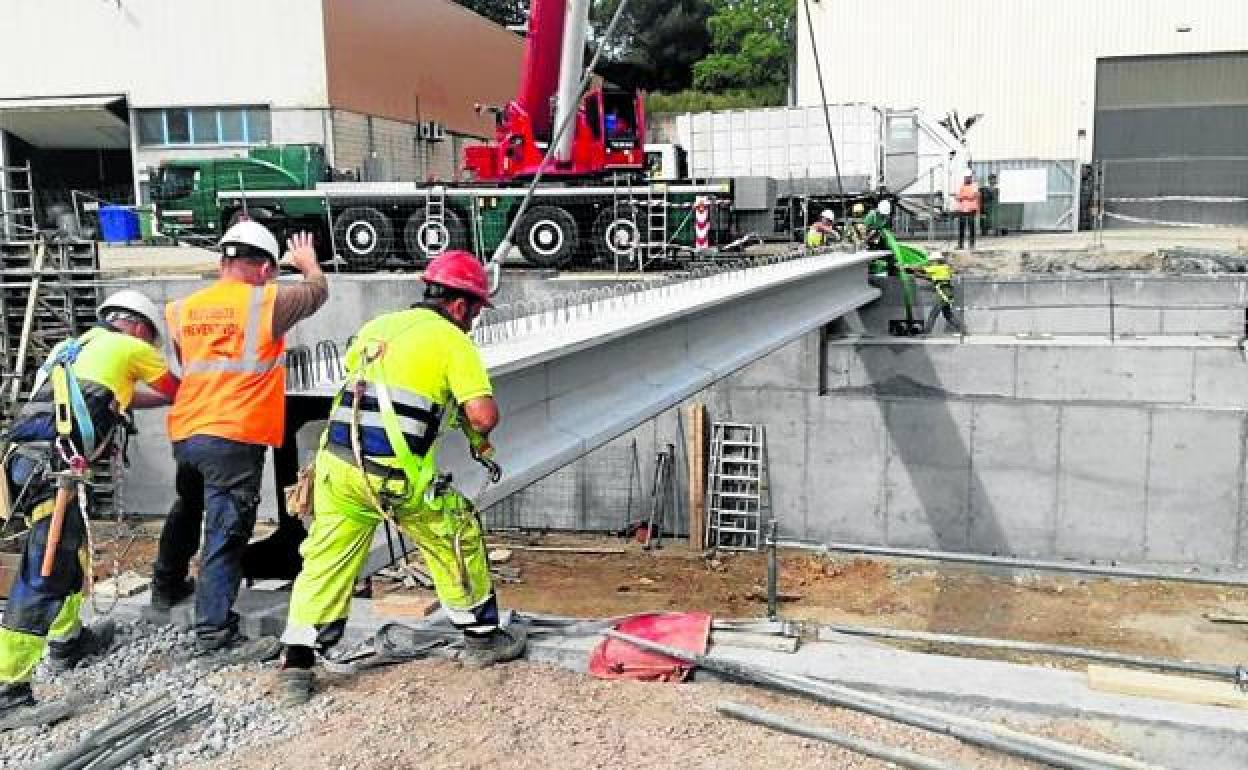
[150,222,327,658]
[0,291,177,710]
[276,249,523,706]
[915,253,962,333]
[849,202,868,243]
[805,209,838,248]
[956,172,981,250]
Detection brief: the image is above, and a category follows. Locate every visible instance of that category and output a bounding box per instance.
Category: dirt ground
[88,524,1248,668]
[204,658,1114,770]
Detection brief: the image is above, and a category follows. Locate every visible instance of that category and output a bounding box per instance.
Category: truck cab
[152,144,326,236]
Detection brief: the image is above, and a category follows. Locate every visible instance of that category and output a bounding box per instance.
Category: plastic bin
[136,205,155,239]
[98,205,140,243]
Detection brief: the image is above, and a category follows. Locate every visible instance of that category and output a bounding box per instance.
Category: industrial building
[798,0,1248,226]
[0,0,522,223]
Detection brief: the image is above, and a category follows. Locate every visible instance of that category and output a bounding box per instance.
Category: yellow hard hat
[851,203,865,215]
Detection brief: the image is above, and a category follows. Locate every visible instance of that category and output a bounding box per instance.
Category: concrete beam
[286,251,884,574]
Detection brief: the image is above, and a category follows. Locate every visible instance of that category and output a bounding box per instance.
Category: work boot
[188,629,282,667]
[0,682,34,710]
[150,577,195,611]
[458,624,527,668]
[276,667,315,708]
[47,621,116,673]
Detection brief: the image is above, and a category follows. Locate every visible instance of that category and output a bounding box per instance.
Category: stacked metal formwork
[0,238,119,517]
[1,239,102,410]
[704,422,771,551]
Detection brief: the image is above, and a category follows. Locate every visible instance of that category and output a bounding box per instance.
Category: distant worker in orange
[956,172,981,251]
[151,221,328,659]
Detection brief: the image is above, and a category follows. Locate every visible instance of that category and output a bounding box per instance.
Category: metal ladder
[424,185,446,255]
[705,422,770,551]
[644,183,669,262]
[0,162,37,241]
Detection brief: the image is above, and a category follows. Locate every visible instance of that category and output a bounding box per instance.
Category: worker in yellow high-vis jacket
[277,249,522,706]
[0,291,178,712]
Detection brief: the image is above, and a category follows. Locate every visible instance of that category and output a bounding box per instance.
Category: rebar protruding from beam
[717,701,970,770]
[605,629,1162,770]
[818,622,1243,683]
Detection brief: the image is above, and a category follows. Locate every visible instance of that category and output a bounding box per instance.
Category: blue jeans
[153,436,266,643]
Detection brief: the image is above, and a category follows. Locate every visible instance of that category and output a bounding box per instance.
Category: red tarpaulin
[588,612,712,682]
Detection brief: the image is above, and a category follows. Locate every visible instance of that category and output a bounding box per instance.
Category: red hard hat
[421,250,492,306]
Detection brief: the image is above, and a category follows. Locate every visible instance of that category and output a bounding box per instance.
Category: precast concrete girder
[286,250,884,574]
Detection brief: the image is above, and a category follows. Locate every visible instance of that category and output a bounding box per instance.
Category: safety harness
[19,327,130,612]
[335,336,471,593]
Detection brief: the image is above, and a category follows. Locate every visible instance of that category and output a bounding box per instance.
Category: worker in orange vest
[956,172,981,251]
[151,221,328,659]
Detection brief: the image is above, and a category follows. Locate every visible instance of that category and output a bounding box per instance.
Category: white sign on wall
[998,169,1049,203]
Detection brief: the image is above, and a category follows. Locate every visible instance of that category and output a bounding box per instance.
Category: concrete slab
[1145,410,1243,565]
[1191,349,1248,410]
[838,342,1016,398]
[723,387,810,538]
[1057,406,1150,560]
[968,401,1060,556]
[881,399,973,550]
[1015,346,1195,404]
[803,396,888,544]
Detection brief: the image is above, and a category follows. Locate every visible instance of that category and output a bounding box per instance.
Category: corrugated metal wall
[1094,52,1248,227]
[796,0,1248,162]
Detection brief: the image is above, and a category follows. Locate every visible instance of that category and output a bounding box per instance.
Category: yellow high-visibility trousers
[281,450,495,650]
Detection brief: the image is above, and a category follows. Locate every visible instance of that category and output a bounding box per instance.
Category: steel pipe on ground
[718,701,971,770]
[605,630,1162,770]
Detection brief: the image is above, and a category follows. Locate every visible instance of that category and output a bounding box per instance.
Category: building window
[135,106,271,146]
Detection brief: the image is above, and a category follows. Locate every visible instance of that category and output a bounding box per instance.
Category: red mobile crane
[464,0,647,181]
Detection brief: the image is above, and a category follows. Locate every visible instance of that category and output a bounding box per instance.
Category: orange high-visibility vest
[957,183,981,214]
[166,280,286,446]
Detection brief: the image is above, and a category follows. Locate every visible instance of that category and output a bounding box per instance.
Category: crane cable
[801,0,845,198]
[485,0,634,295]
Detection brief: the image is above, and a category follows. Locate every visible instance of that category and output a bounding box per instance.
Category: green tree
[692,0,794,100]
[455,0,528,28]
[594,0,713,93]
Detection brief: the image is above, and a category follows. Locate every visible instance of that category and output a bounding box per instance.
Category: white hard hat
[98,289,163,339]
[820,209,835,220]
[220,219,280,262]
[877,200,892,215]
[927,251,946,262]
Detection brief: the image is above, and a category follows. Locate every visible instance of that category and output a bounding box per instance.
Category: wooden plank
[1203,611,1248,625]
[710,630,799,653]
[494,545,627,554]
[373,594,439,619]
[1086,664,1248,709]
[684,402,706,551]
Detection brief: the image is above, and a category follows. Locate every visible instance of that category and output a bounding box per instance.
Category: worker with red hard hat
[277,249,522,706]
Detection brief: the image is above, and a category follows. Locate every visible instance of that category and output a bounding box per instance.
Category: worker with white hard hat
[805,209,840,248]
[0,289,179,712]
[150,219,328,661]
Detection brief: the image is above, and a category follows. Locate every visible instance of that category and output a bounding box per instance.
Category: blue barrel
[98,205,140,243]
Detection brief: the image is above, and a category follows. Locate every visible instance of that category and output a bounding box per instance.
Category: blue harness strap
[32,331,100,456]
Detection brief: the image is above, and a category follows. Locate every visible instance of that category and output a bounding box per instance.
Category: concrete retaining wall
[502,332,1248,569]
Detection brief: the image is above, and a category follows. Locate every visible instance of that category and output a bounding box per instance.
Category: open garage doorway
[0,95,134,235]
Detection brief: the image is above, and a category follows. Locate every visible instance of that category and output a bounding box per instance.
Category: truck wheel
[333,207,393,271]
[591,206,642,269]
[403,208,468,262]
[516,206,578,268]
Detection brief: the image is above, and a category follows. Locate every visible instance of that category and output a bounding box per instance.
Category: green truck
[151,143,731,270]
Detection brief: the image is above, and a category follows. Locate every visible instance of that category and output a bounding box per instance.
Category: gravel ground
[3,620,1121,769]
[0,621,313,769]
